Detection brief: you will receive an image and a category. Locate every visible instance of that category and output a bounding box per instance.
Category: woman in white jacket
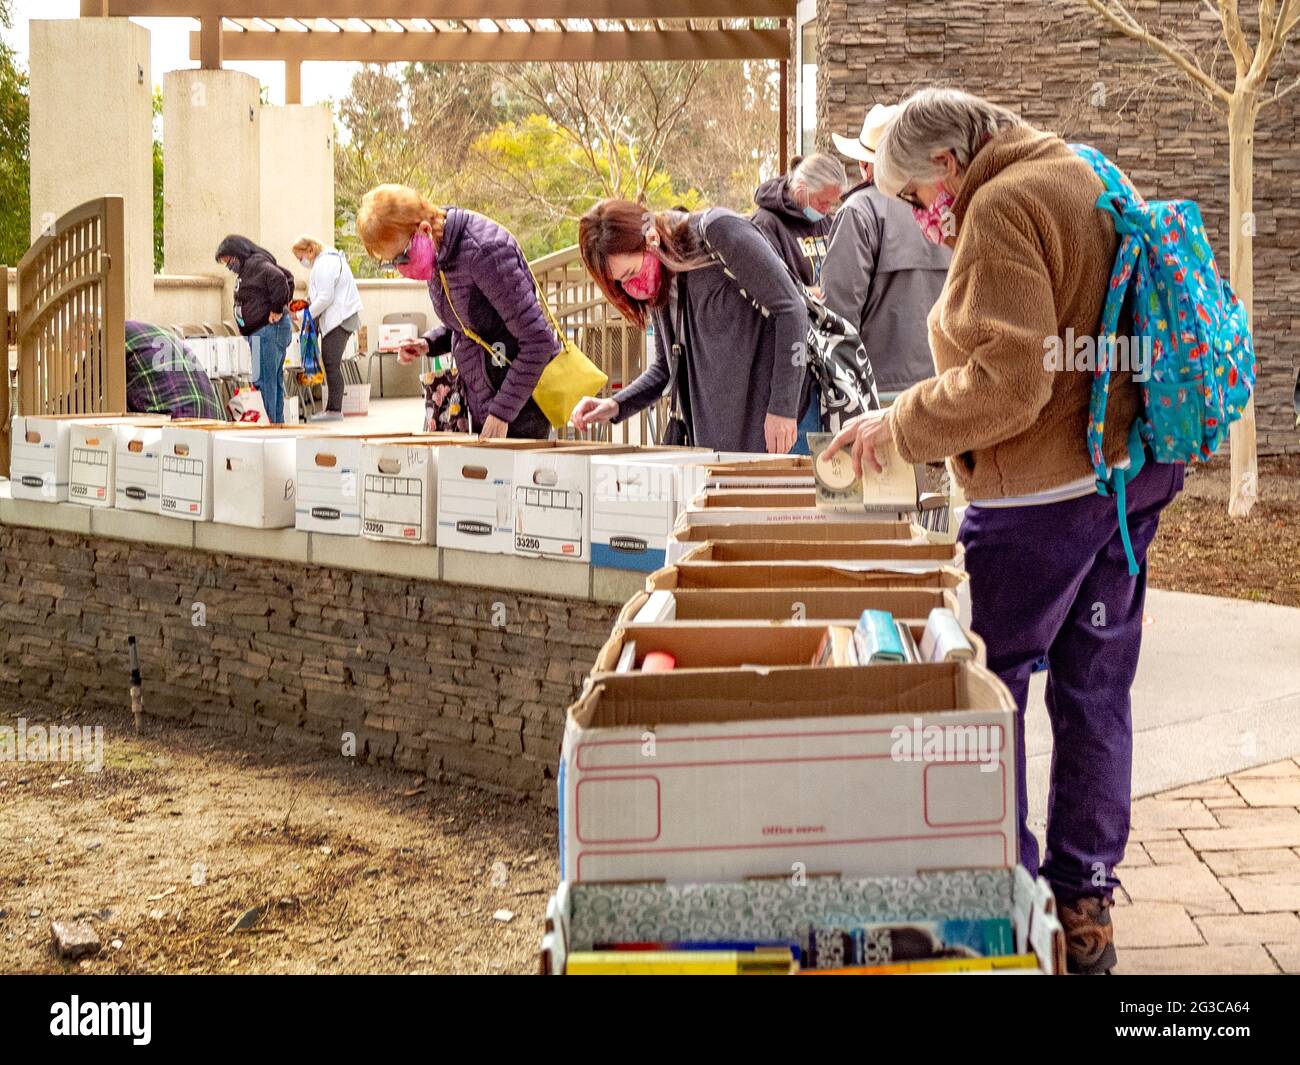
[292,235,364,421]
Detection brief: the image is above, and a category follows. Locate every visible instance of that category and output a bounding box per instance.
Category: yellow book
[801,952,1040,975]
[567,949,795,976]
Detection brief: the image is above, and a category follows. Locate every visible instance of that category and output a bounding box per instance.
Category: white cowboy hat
[831,102,900,163]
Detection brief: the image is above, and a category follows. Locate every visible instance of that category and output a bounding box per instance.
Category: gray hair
[790,152,848,195]
[874,88,1023,197]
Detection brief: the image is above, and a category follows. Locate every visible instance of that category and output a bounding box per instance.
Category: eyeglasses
[377,234,414,271]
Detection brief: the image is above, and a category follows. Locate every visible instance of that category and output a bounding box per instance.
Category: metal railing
[15,196,127,424]
[531,244,663,445]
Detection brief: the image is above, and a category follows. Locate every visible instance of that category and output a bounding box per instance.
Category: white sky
[3,1,360,105]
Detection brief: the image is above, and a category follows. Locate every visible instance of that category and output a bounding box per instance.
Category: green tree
[152,87,164,272]
[0,0,31,266]
[466,114,703,260]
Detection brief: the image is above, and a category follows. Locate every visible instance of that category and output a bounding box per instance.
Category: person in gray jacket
[825,103,952,399]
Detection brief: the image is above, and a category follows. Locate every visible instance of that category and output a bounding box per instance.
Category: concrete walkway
[1022,588,1300,973]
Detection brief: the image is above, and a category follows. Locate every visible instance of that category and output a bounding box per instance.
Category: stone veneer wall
[0,525,619,805]
[817,0,1299,455]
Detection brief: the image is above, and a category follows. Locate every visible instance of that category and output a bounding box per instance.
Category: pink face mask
[620,252,662,302]
[913,181,956,246]
[396,230,436,282]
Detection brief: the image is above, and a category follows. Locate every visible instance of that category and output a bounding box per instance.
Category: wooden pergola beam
[189,26,789,63]
[85,1,795,18]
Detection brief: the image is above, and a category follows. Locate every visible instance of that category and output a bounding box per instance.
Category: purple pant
[958,459,1184,901]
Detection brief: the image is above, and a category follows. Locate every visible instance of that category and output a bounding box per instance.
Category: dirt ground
[1148,454,1300,608]
[0,704,556,974]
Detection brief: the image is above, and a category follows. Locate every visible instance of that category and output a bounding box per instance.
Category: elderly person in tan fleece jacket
[827,89,1183,975]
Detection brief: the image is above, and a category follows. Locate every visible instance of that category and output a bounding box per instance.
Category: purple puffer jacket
[421,208,559,426]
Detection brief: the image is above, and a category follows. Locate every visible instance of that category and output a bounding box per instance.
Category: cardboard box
[676,538,965,571]
[378,323,418,351]
[342,382,370,416]
[295,434,368,535]
[682,488,913,528]
[591,622,985,674]
[667,516,922,565]
[114,419,216,513]
[10,414,147,502]
[616,586,961,627]
[360,436,467,544]
[67,417,170,507]
[159,423,271,521]
[434,440,561,554]
[213,429,327,528]
[675,455,813,499]
[560,662,1016,883]
[540,865,1064,975]
[589,449,713,572]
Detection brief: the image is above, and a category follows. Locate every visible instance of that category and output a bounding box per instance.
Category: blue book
[853,609,907,664]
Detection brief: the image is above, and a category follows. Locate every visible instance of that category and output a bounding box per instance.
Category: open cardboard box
[676,538,965,570]
[591,621,985,673]
[617,586,961,626]
[560,662,1016,885]
[540,865,1065,975]
[683,488,913,527]
[648,561,970,624]
[666,516,924,565]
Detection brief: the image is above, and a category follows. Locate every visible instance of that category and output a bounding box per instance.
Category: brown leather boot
[1058,895,1117,974]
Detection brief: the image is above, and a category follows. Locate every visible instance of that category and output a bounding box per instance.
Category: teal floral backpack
[1070,143,1255,574]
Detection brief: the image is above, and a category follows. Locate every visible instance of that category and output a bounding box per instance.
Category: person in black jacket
[749,153,846,292]
[215,235,295,423]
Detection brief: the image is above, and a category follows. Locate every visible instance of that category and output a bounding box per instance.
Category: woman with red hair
[357,184,555,439]
[572,200,811,454]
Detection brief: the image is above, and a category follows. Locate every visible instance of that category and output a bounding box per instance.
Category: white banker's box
[360,437,456,544]
[213,430,313,528]
[159,424,261,521]
[560,663,1015,884]
[588,450,713,572]
[435,441,564,555]
[69,418,168,507]
[10,414,142,503]
[295,435,366,535]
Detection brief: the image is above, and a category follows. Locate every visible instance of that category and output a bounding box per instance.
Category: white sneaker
[309,411,345,422]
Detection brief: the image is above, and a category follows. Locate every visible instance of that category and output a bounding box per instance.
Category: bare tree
[497,60,708,203]
[1080,0,1300,517]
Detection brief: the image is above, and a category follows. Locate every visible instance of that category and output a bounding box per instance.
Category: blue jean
[788,385,823,456]
[252,316,291,423]
[957,459,1183,902]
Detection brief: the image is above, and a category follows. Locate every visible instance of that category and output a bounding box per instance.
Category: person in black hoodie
[215,235,295,423]
[749,153,846,293]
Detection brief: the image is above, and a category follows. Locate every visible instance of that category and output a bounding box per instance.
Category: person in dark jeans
[215,234,294,423]
[292,235,363,421]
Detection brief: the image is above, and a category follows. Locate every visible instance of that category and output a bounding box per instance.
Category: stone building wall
[0,525,619,805]
[817,0,1299,454]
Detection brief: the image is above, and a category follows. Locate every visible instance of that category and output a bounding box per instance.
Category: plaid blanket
[125,320,224,420]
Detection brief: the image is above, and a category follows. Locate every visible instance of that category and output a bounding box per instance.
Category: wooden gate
[15,196,127,427]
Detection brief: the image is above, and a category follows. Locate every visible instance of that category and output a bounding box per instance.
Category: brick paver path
[1114,757,1300,974]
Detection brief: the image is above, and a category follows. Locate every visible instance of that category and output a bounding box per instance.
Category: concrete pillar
[28,18,154,318]
[259,104,335,292]
[162,69,262,316]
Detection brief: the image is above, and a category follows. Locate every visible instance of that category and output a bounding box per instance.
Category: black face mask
[224,259,240,274]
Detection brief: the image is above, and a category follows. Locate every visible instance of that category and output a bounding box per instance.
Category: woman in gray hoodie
[572,199,810,454]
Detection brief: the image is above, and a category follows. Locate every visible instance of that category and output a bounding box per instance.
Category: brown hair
[578,199,712,330]
[357,184,447,259]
